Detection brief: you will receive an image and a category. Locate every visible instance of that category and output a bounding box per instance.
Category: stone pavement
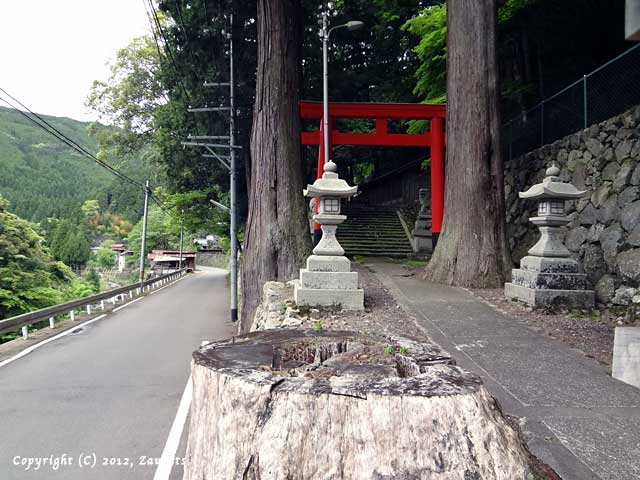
[367,259,640,480]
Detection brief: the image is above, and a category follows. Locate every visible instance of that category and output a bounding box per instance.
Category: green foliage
[162,189,230,240]
[402,4,447,104]
[69,279,97,299]
[86,35,166,138]
[49,218,92,269]
[126,206,179,262]
[0,195,74,319]
[94,240,117,269]
[85,269,101,293]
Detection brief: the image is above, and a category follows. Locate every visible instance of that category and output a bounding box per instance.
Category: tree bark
[423,0,512,287]
[240,0,311,332]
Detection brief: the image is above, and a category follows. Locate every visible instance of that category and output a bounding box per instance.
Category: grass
[567,309,600,321]
[353,256,428,268]
[385,257,428,267]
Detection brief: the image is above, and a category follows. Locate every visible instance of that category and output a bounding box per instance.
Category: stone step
[343,245,413,253]
[338,237,411,247]
[337,234,410,240]
[345,251,412,258]
[337,204,415,257]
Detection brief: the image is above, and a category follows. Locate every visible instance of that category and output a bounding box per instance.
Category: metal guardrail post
[49,317,54,329]
[70,310,75,321]
[22,326,28,339]
[86,305,91,315]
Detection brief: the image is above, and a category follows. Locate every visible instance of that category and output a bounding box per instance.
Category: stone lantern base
[505,256,595,308]
[293,255,364,310]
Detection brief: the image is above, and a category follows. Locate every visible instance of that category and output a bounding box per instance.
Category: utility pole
[139,180,150,282]
[229,13,239,322]
[183,13,240,322]
[179,208,184,271]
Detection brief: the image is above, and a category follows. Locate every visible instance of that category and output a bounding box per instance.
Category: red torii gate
[300,100,446,246]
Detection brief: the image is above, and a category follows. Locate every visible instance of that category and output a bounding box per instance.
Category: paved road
[369,260,640,480]
[0,268,234,480]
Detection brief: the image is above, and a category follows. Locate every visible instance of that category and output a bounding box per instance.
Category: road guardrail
[0,270,187,338]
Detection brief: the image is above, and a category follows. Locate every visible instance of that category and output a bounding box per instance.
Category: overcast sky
[1,0,151,122]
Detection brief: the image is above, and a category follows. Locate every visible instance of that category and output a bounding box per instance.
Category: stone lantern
[412,188,433,253]
[505,165,595,307]
[294,161,364,310]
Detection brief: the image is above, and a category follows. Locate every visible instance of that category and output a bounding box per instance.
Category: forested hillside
[0,107,115,222]
[0,107,154,223]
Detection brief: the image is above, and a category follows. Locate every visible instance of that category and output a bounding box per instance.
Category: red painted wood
[302,130,431,147]
[300,100,446,119]
[430,117,445,234]
[313,120,325,232]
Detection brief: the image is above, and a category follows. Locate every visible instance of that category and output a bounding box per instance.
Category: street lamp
[321,13,364,166]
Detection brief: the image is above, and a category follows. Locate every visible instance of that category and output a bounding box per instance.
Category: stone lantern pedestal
[294,161,364,310]
[412,189,433,253]
[505,165,595,308]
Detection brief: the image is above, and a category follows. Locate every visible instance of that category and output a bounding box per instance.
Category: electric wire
[0,88,169,212]
[146,0,192,104]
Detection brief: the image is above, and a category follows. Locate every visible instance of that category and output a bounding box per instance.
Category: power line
[145,0,192,104]
[0,88,170,211]
[0,89,138,186]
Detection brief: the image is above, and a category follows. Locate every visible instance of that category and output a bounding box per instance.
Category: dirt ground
[469,287,638,369]
[295,263,424,340]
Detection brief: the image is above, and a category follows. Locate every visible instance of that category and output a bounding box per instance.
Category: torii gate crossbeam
[300,100,446,247]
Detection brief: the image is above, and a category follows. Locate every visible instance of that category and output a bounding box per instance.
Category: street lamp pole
[320,14,364,167]
[322,12,330,166]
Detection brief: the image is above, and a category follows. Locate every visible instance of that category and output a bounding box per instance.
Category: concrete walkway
[367,260,640,480]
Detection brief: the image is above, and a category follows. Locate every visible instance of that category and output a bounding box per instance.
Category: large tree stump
[184,330,530,479]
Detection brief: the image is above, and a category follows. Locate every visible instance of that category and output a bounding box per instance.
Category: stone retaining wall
[506,105,640,306]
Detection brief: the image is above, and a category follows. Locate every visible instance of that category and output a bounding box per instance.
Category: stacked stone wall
[505,105,640,306]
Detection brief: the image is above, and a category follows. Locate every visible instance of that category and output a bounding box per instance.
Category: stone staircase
[336,204,414,258]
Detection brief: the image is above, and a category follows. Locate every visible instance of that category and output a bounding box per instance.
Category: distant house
[111,243,132,272]
[147,249,196,273]
[193,234,222,251]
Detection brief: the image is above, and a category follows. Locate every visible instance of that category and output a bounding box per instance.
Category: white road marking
[154,340,208,480]
[153,376,192,480]
[148,274,188,296]
[113,296,144,312]
[0,314,107,369]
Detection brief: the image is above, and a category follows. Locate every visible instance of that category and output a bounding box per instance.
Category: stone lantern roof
[304,161,358,198]
[519,165,587,200]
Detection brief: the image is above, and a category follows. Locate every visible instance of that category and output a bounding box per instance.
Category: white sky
[1,0,151,122]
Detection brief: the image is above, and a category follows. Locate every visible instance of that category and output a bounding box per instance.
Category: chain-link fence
[503,43,640,160]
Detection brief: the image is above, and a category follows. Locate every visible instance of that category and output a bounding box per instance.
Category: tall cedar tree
[423,0,511,287]
[240,0,311,330]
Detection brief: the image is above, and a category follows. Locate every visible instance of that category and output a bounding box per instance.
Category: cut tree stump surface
[185,329,531,480]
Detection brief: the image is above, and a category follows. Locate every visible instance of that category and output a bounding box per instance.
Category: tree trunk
[423,0,512,287]
[240,0,311,331]
[184,330,531,479]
